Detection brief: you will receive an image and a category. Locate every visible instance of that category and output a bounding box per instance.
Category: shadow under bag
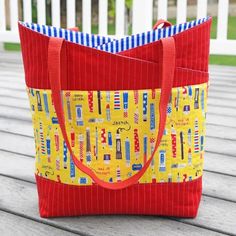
[18,17,212,218]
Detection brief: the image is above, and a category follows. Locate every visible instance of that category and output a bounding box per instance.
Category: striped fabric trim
[20,22,113,48]
[19,17,209,53]
[99,17,209,53]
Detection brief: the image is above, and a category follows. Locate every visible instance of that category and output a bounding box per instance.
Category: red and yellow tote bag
[19,17,211,218]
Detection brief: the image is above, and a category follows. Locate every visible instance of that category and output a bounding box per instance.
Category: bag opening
[19,17,210,53]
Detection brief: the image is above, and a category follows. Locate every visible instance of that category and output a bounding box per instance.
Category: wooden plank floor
[0,51,236,236]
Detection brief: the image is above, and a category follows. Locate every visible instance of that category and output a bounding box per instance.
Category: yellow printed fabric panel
[27,83,207,185]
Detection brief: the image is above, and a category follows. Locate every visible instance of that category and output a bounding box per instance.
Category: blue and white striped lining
[20,17,209,53]
[98,17,209,53]
[21,21,114,48]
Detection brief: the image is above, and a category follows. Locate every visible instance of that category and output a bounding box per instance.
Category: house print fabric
[19,17,212,218]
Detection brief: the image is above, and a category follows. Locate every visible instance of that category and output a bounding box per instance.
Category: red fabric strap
[48,37,176,190]
[153,19,172,30]
[68,27,79,32]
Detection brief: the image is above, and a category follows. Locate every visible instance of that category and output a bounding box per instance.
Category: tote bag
[19,16,211,218]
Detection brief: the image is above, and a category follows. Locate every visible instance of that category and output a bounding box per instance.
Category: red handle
[68,27,79,32]
[48,37,175,190]
[153,19,172,30]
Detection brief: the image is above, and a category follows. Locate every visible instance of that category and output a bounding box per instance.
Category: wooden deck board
[0,52,236,235]
[1,115,236,143]
[2,94,236,117]
[1,103,235,130]
[1,149,236,203]
[0,175,229,236]
[0,211,78,236]
[0,128,235,158]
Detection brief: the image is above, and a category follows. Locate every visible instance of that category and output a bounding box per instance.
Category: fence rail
[0,0,235,55]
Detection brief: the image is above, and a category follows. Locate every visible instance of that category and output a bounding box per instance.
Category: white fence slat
[0,31,19,42]
[51,0,60,27]
[217,0,229,40]
[115,0,125,36]
[37,0,46,25]
[23,0,32,23]
[176,0,187,24]
[10,0,18,31]
[99,0,108,35]
[66,0,75,28]
[210,39,236,55]
[0,0,6,31]
[82,0,91,33]
[157,0,167,20]
[132,0,153,34]
[197,0,207,19]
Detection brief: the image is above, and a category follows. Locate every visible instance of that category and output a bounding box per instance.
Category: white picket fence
[0,0,235,55]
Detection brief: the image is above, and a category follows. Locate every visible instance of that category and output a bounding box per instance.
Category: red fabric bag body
[19,17,212,218]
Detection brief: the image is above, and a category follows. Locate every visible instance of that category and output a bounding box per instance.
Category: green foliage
[125,0,132,9]
[32,0,37,23]
[108,0,133,19]
[108,0,115,19]
[210,55,236,66]
[4,43,21,51]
